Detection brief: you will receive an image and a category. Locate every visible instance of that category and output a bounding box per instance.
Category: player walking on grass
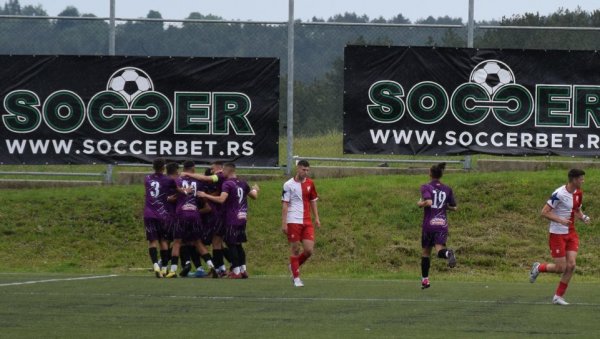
[282,160,321,288]
[530,169,590,305]
[199,163,259,279]
[143,158,176,278]
[417,162,457,289]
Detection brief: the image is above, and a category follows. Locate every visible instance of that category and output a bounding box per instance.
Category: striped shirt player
[530,169,590,305]
[282,160,321,287]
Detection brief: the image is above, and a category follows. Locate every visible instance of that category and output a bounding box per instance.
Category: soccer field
[1,273,599,338]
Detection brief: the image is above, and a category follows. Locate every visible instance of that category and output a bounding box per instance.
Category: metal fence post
[463,155,472,170]
[104,164,114,184]
[108,0,116,55]
[285,0,295,176]
[467,0,474,48]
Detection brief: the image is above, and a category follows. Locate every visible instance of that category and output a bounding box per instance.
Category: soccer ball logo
[107,67,153,103]
[469,60,515,95]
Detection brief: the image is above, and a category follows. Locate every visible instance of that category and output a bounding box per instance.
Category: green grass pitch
[1,273,599,338]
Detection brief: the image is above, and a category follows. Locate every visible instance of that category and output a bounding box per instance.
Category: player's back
[420,180,455,231]
[144,173,174,220]
[222,178,250,226]
[175,177,203,215]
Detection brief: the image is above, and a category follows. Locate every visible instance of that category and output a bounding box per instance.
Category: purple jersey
[420,180,456,231]
[143,173,176,220]
[175,177,204,216]
[222,178,250,226]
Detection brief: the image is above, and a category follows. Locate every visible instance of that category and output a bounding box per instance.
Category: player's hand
[582,215,591,224]
[281,224,288,235]
[251,184,260,192]
[314,218,321,228]
[558,218,571,226]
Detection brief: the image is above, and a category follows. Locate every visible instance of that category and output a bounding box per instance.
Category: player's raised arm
[182,172,219,183]
[541,204,570,226]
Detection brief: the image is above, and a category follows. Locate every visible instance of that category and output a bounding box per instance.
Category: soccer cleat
[208,268,219,279]
[217,269,228,278]
[153,264,163,278]
[165,271,178,278]
[228,272,243,279]
[529,262,540,283]
[241,271,249,279]
[161,267,167,277]
[189,269,207,278]
[447,249,457,268]
[421,278,430,289]
[179,262,192,277]
[552,295,569,305]
[293,277,304,287]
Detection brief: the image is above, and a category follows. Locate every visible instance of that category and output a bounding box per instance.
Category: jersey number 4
[432,190,447,208]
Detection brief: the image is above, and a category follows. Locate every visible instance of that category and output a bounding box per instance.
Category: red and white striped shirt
[282,177,318,225]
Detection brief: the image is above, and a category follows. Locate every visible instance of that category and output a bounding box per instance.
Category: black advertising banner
[344,45,600,156]
[0,56,279,165]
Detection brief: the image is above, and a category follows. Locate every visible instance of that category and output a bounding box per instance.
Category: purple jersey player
[144,158,176,278]
[182,161,231,277]
[199,163,259,279]
[165,161,216,278]
[417,162,458,289]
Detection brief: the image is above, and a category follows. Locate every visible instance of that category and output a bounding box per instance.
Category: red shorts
[549,232,579,258]
[287,223,314,242]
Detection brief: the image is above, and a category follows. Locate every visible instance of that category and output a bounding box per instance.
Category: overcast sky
[15,0,600,22]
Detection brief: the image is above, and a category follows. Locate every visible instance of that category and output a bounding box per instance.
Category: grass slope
[1,169,600,281]
[1,274,600,338]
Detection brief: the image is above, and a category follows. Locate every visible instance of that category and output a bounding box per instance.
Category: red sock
[290,256,300,278]
[555,281,568,297]
[539,263,548,272]
[298,252,309,266]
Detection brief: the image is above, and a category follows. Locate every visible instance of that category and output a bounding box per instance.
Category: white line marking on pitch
[0,274,118,287]
[3,290,600,307]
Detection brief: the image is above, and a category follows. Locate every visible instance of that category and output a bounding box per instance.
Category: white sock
[233,266,241,275]
[218,265,226,272]
[170,264,177,272]
[196,267,204,272]
[241,265,247,273]
[153,263,160,270]
[207,260,215,268]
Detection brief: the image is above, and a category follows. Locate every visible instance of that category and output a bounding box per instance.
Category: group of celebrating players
[143,158,319,287]
[143,158,258,280]
[144,155,590,300]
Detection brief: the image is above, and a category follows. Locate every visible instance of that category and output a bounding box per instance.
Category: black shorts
[421,230,448,248]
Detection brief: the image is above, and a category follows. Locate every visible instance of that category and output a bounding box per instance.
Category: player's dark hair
[212,161,224,167]
[183,160,195,169]
[297,160,310,167]
[224,162,236,170]
[204,168,212,176]
[152,158,166,172]
[430,162,446,179]
[568,168,585,181]
[166,162,179,175]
